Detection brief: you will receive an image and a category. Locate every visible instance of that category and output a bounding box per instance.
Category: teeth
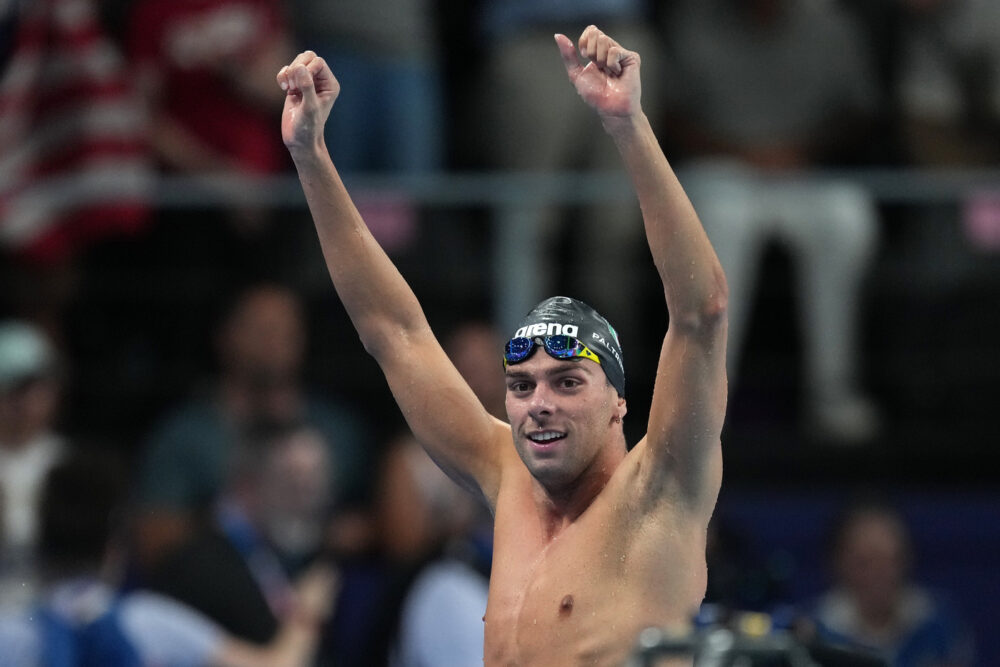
[530,431,564,443]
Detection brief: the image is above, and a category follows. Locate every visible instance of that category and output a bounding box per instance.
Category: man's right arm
[276,54,507,504]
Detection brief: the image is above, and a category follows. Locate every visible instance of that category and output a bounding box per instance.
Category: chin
[527,459,579,490]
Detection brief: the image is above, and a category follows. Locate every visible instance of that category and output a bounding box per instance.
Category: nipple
[559,594,574,616]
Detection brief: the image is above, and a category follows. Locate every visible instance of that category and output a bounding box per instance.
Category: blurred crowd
[1,0,997,665]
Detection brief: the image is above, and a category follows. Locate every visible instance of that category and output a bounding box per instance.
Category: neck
[533,436,627,538]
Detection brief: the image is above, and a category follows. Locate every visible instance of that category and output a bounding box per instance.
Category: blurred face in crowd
[0,375,60,447]
[445,322,506,420]
[217,285,307,420]
[834,509,911,622]
[258,427,332,557]
[219,285,306,380]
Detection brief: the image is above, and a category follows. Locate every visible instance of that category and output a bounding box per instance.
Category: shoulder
[407,560,489,614]
[397,560,489,663]
[117,591,225,664]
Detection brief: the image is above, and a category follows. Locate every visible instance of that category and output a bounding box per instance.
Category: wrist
[601,111,647,139]
[601,109,646,134]
[285,600,324,635]
[289,139,331,171]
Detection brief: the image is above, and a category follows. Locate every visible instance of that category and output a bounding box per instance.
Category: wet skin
[485,353,711,665]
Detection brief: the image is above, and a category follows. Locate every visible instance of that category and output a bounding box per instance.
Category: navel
[559,594,574,616]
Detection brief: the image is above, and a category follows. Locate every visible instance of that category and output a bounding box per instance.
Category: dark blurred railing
[151,167,1000,329]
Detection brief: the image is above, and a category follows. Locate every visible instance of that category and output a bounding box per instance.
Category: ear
[615,396,628,423]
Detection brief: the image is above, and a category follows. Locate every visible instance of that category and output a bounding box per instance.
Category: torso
[483,444,711,666]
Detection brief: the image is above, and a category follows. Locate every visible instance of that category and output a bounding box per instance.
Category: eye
[507,380,532,393]
[558,376,582,389]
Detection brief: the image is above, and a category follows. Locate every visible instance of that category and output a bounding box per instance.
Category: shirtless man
[277,25,728,666]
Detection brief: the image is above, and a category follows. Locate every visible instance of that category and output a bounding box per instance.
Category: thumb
[554,33,582,80]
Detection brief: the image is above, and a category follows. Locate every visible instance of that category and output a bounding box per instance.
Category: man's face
[220,287,306,379]
[504,352,621,491]
[0,376,60,446]
[836,513,909,617]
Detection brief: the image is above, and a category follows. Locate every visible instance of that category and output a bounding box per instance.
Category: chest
[483,497,706,665]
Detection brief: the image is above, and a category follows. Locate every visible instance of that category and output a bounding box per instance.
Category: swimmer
[277,25,728,666]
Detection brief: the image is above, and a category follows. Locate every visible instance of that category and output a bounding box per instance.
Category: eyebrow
[504,359,590,380]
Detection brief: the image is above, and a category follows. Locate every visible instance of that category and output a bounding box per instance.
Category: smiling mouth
[528,431,566,446]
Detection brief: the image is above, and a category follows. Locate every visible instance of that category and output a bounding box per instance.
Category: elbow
[671,267,729,336]
[704,268,729,329]
[695,290,729,338]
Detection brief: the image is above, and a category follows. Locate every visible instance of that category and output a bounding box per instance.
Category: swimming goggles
[503,335,602,369]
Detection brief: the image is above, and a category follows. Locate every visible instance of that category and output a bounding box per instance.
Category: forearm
[212,621,316,667]
[603,112,728,329]
[292,146,429,355]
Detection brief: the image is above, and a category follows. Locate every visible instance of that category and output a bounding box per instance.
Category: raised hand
[277,51,340,154]
[555,26,642,118]
[290,560,340,627]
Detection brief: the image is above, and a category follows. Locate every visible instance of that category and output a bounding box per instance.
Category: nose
[528,383,554,418]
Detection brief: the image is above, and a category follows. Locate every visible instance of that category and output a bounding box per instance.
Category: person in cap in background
[0,320,68,614]
[278,23,728,665]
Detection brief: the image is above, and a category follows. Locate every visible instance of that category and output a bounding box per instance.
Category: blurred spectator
[0,320,67,613]
[889,0,1000,269]
[360,430,491,667]
[133,283,373,576]
[147,421,346,647]
[321,319,502,667]
[125,0,290,181]
[286,0,443,175]
[121,0,295,319]
[283,0,446,257]
[442,319,507,421]
[664,0,883,444]
[803,498,975,667]
[0,0,152,332]
[471,0,668,345]
[0,448,338,667]
[892,0,1000,168]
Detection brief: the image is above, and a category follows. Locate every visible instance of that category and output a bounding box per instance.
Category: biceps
[379,344,506,502]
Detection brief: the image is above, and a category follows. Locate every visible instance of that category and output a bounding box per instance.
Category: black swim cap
[507,296,625,397]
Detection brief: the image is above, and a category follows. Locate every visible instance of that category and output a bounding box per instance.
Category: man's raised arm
[276,53,506,503]
[556,28,728,510]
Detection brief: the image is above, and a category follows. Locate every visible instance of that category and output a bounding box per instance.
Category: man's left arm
[557,27,728,512]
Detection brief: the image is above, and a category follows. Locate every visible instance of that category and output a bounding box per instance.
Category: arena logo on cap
[514,322,579,339]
